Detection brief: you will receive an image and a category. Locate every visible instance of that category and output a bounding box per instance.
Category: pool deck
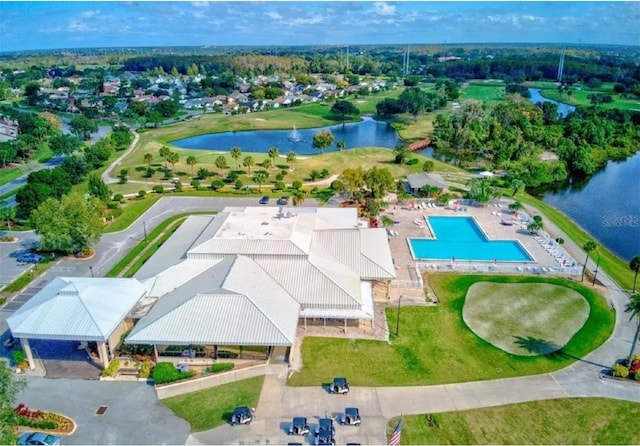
[384,199,580,297]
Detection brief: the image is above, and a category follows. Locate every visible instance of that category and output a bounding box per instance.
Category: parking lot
[0,231,40,289]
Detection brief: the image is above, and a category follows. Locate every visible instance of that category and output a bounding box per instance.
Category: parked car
[288,416,310,436]
[259,196,270,205]
[277,196,289,205]
[329,377,350,394]
[230,406,253,425]
[16,253,43,264]
[341,407,361,425]
[17,432,61,445]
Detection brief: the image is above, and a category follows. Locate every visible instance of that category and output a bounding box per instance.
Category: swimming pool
[408,216,534,262]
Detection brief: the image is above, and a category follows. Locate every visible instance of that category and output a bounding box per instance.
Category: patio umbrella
[479,171,494,178]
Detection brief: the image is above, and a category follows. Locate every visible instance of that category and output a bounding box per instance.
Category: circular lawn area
[462,282,590,356]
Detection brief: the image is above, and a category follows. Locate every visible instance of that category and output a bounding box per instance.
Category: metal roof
[406,172,448,189]
[7,277,146,342]
[126,256,300,346]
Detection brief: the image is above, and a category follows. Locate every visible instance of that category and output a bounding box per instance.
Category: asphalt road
[0,231,39,288]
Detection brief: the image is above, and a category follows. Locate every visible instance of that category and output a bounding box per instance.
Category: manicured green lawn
[0,167,23,187]
[461,82,506,103]
[523,80,640,111]
[162,376,264,432]
[463,282,590,355]
[102,196,160,233]
[287,274,614,387]
[388,398,640,445]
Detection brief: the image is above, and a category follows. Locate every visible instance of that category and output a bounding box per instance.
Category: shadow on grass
[513,335,609,368]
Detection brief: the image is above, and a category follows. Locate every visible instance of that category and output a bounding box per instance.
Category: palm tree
[337,140,346,151]
[267,146,279,169]
[159,146,171,168]
[262,158,272,171]
[581,240,597,282]
[143,153,153,167]
[167,151,179,170]
[243,155,255,173]
[186,155,197,175]
[286,151,297,171]
[624,294,640,367]
[292,190,305,206]
[511,178,525,197]
[0,205,16,232]
[252,171,268,193]
[215,155,229,176]
[230,146,242,168]
[630,255,640,293]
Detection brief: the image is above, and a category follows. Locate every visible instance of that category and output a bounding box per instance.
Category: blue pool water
[409,217,534,262]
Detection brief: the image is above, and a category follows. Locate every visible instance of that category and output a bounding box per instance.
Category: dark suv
[277,196,289,205]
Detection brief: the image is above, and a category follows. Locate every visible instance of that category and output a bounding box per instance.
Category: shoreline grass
[287,274,614,387]
[388,398,640,445]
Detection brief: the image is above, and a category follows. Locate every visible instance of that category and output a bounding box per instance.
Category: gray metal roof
[406,173,448,190]
[7,277,146,342]
[126,256,299,346]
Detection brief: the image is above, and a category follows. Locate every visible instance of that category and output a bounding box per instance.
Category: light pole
[143,221,147,242]
[89,266,94,278]
[592,255,601,286]
[395,295,403,336]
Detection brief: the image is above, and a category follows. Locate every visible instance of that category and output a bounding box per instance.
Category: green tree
[159,146,171,168]
[214,155,229,175]
[312,129,334,154]
[268,146,279,169]
[69,115,98,140]
[143,153,153,166]
[230,146,242,168]
[49,134,82,156]
[87,173,111,202]
[262,157,272,171]
[337,140,346,151]
[511,178,526,197]
[286,151,297,171]
[292,190,305,206]
[363,166,394,199]
[0,360,25,444]
[624,294,640,369]
[581,240,598,282]
[0,142,17,167]
[118,168,128,184]
[167,151,179,169]
[0,205,16,231]
[422,160,435,172]
[24,81,41,106]
[186,155,197,175]
[243,155,255,173]
[340,166,366,199]
[331,100,360,125]
[30,193,104,255]
[630,255,640,294]
[252,171,268,192]
[466,178,497,204]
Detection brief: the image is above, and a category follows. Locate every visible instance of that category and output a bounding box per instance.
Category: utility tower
[557,50,566,83]
[403,45,410,77]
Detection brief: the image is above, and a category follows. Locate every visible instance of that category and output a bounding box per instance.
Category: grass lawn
[0,166,23,187]
[515,191,636,292]
[461,82,506,104]
[388,398,640,445]
[287,274,614,387]
[102,196,160,233]
[463,282,590,355]
[162,375,264,432]
[523,81,640,111]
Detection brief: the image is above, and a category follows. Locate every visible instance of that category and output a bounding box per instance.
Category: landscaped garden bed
[14,403,76,435]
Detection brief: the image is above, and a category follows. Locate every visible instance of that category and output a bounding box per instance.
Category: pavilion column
[344,319,347,334]
[153,344,159,363]
[98,341,110,369]
[20,338,35,370]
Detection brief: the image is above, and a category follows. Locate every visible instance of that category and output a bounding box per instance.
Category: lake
[528,88,576,118]
[172,116,400,155]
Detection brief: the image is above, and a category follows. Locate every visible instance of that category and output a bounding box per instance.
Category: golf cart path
[188,200,640,445]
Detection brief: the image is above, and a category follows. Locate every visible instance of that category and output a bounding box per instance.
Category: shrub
[406,158,419,165]
[274,181,285,191]
[144,167,155,178]
[107,201,120,210]
[235,179,243,190]
[211,179,225,191]
[210,362,234,374]
[152,185,164,194]
[101,358,121,377]
[138,190,147,198]
[196,168,211,179]
[612,363,629,378]
[163,170,172,180]
[153,362,195,384]
[423,160,435,172]
[190,179,201,189]
[555,237,565,244]
[17,416,56,430]
[11,350,26,366]
[330,180,344,192]
[320,168,330,178]
[309,170,320,181]
[174,182,183,192]
[292,180,303,190]
[113,194,124,202]
[138,360,153,379]
[275,173,284,181]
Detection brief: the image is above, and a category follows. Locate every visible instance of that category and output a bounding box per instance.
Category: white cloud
[267,11,282,21]
[373,2,396,17]
[80,10,100,19]
[191,2,210,9]
[291,15,325,26]
[68,20,91,32]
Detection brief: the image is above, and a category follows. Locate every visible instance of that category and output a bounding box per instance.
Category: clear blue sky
[1,1,638,52]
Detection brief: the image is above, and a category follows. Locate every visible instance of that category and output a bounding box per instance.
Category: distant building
[0,116,19,140]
